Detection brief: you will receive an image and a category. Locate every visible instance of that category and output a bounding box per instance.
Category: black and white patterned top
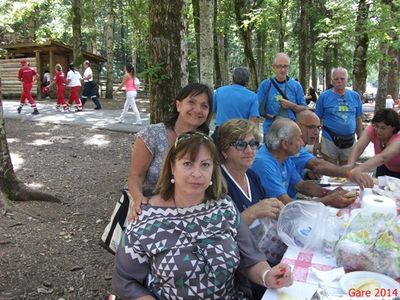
[112,198,266,299]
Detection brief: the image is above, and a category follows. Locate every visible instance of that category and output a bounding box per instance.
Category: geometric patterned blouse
[112,198,266,299]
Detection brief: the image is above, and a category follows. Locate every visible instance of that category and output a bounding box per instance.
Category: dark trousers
[376,164,400,179]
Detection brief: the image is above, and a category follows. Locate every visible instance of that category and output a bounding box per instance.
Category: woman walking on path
[113,63,142,124]
[66,63,83,112]
[49,64,68,111]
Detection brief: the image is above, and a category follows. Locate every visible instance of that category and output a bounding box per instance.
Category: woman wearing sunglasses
[113,131,292,299]
[216,119,286,299]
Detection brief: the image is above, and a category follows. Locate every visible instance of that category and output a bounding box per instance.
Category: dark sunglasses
[230,139,260,151]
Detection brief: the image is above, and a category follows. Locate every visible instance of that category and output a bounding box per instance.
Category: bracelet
[347,168,355,180]
[261,268,271,287]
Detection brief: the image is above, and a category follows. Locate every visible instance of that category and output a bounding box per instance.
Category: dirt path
[0,118,132,299]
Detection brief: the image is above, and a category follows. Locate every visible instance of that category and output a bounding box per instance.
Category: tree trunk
[198,0,214,87]
[149,0,184,123]
[352,0,370,100]
[387,47,400,100]
[213,0,222,88]
[192,0,200,82]
[105,0,114,99]
[278,0,287,52]
[180,0,189,87]
[0,79,60,210]
[234,0,258,89]
[298,0,309,92]
[256,31,265,79]
[71,0,83,65]
[375,42,390,111]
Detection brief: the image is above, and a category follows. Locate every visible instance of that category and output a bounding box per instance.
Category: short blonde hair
[55,64,62,71]
[216,119,261,163]
[155,131,227,201]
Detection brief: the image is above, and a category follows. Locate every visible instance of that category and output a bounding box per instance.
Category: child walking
[113,63,142,124]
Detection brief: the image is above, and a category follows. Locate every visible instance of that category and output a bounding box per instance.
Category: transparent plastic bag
[249,218,287,265]
[277,200,341,251]
[335,211,400,278]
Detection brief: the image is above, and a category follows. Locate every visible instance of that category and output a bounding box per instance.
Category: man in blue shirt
[287,110,373,197]
[251,118,354,207]
[212,67,259,140]
[257,53,307,135]
[315,67,363,165]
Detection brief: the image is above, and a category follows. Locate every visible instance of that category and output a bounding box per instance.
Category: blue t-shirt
[221,166,267,213]
[315,89,363,140]
[213,84,259,127]
[257,77,306,133]
[250,145,302,198]
[287,147,315,198]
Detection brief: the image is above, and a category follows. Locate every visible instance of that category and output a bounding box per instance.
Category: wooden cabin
[0,40,106,99]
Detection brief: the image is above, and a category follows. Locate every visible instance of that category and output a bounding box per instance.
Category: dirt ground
[0,99,141,300]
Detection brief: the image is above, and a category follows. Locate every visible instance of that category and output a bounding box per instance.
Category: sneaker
[32,108,40,115]
[17,106,22,114]
[94,107,102,110]
[75,108,83,112]
[55,105,61,111]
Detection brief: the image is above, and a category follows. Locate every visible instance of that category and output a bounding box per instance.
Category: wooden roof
[1,40,106,63]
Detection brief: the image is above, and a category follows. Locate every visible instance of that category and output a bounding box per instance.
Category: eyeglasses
[273,64,289,70]
[300,123,322,131]
[230,139,260,151]
[174,131,213,148]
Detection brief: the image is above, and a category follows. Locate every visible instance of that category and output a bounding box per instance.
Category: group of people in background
[109,51,400,299]
[17,59,102,114]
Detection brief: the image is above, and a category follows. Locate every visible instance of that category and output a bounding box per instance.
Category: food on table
[344,190,357,199]
[352,279,380,292]
[336,212,400,278]
[278,292,297,300]
[330,177,347,183]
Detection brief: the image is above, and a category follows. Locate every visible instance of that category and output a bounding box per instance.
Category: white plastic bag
[277,200,339,251]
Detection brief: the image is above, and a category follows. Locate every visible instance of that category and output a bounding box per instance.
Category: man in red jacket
[18,59,39,115]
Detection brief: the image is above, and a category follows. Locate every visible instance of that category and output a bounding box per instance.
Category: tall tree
[352,0,370,100]
[105,0,115,99]
[233,0,260,89]
[298,0,309,91]
[198,0,214,87]
[149,0,185,123]
[71,0,83,65]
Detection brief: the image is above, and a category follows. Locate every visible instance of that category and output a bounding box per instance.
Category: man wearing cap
[17,59,39,115]
[81,60,102,110]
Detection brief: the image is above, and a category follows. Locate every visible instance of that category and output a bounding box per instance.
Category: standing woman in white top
[66,63,83,112]
[113,63,142,124]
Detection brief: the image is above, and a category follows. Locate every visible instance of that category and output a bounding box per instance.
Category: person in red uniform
[18,59,39,115]
[49,64,68,111]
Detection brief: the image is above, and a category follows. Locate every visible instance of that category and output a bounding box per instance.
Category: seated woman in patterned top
[113,131,293,299]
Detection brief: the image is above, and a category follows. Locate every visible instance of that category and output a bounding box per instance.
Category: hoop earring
[170,178,175,184]
[209,181,213,186]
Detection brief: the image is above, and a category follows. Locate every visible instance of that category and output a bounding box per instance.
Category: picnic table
[262,177,400,299]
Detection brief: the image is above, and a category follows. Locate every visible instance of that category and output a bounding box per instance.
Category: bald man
[288,110,373,196]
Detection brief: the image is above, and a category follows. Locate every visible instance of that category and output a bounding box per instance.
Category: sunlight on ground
[33,132,51,136]
[26,182,44,189]
[10,153,24,171]
[83,134,110,147]
[27,139,54,146]
[7,138,21,144]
